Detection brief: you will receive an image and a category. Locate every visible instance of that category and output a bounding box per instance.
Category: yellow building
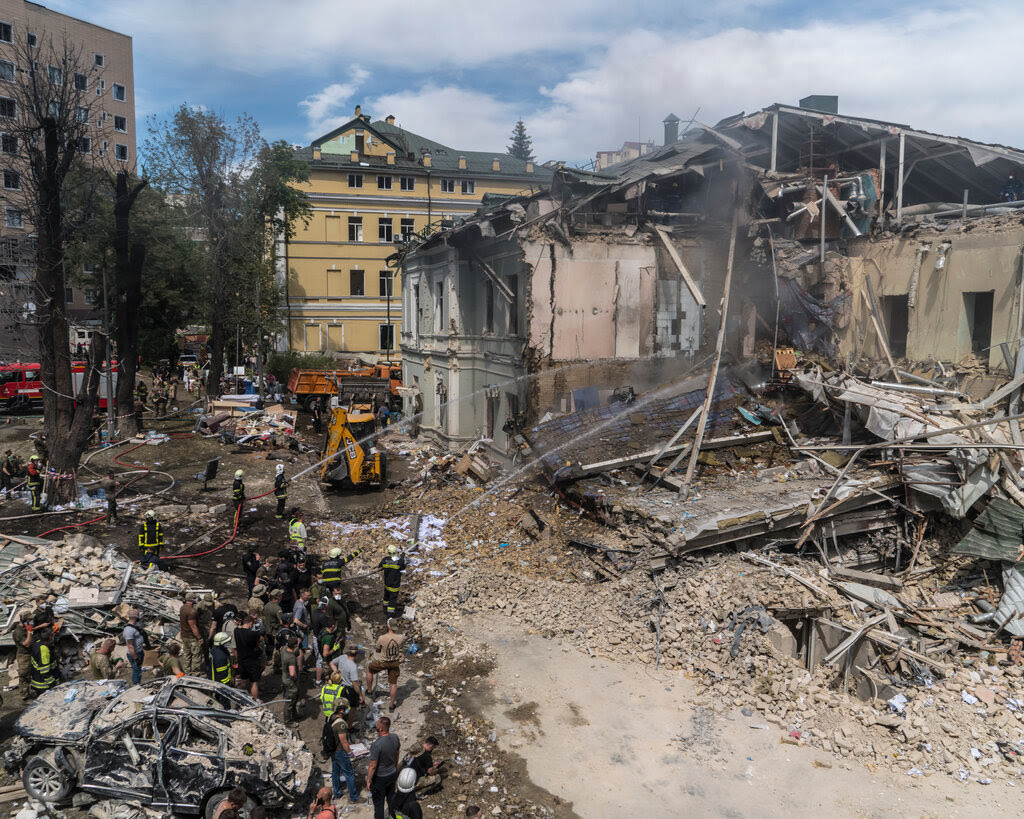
[283,107,550,356]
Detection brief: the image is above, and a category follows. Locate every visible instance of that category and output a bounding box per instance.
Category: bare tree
[0,31,114,499]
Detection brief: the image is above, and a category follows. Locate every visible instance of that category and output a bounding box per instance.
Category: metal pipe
[868,380,961,397]
[820,174,828,263]
[895,369,948,388]
[816,183,863,237]
[912,198,1024,220]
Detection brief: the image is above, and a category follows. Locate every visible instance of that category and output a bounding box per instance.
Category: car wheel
[203,789,258,819]
[22,754,73,802]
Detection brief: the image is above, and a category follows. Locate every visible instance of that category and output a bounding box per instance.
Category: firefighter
[210,631,233,685]
[231,469,245,519]
[288,508,307,552]
[273,463,287,519]
[29,628,57,696]
[378,544,406,619]
[26,454,43,513]
[322,545,361,589]
[139,510,164,568]
[135,378,148,403]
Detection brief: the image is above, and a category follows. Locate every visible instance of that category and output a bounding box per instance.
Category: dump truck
[287,363,402,412]
[318,376,390,489]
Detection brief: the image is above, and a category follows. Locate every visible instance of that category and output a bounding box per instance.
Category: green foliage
[506,120,535,163]
[266,350,338,384]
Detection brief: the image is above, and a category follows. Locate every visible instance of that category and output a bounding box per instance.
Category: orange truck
[287,364,403,412]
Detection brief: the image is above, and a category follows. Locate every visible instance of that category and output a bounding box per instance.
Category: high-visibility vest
[30,643,56,690]
[319,682,347,717]
[210,645,232,685]
[139,520,163,553]
[289,519,305,542]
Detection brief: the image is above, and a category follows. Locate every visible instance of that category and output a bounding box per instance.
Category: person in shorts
[366,618,404,712]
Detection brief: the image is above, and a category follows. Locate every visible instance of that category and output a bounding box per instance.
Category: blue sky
[43,0,1024,166]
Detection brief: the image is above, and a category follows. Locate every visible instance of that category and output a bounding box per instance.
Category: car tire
[22,754,74,803]
[203,789,258,819]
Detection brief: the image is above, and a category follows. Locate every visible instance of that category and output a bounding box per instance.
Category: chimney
[312,147,321,161]
[422,152,431,167]
[799,94,839,114]
[663,113,680,145]
[354,105,362,118]
[526,161,534,174]
[492,158,501,171]
[385,114,395,125]
[458,156,467,170]
[350,150,359,162]
[386,151,395,165]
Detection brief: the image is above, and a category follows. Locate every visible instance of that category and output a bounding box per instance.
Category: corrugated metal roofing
[954,497,1024,561]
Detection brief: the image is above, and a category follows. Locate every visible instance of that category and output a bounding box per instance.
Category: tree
[506,120,535,163]
[0,32,110,498]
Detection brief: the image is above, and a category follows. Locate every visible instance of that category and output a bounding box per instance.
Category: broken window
[178,719,220,751]
[435,280,444,332]
[484,280,494,334]
[963,291,994,357]
[880,295,909,359]
[486,394,498,438]
[506,274,519,335]
[415,283,423,336]
[379,323,394,351]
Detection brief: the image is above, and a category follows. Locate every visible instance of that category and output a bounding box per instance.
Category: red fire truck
[0,361,119,412]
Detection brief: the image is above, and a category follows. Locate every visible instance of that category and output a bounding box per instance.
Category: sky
[42,0,1024,167]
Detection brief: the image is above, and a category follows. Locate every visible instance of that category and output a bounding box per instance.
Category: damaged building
[396,96,1024,461]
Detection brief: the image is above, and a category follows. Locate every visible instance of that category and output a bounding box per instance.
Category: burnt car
[3,677,319,816]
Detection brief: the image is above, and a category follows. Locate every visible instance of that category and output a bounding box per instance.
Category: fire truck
[0,361,119,412]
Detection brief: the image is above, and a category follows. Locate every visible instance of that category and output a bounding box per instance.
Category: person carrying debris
[159,642,186,678]
[366,618,404,712]
[288,508,308,551]
[99,473,120,525]
[90,638,124,680]
[322,545,362,590]
[403,737,443,793]
[26,454,43,513]
[12,610,33,701]
[280,633,302,722]
[138,510,164,568]
[232,470,246,520]
[391,767,423,819]
[29,626,57,696]
[210,631,233,686]
[273,464,288,519]
[378,545,406,619]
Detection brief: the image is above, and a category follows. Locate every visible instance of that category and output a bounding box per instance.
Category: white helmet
[396,767,417,793]
[387,545,398,556]
[145,510,155,519]
[329,547,342,558]
[234,470,244,479]
[276,464,284,475]
[212,632,230,646]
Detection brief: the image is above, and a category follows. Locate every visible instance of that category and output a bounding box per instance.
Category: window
[415,283,422,335]
[349,270,364,296]
[48,100,62,117]
[74,72,87,91]
[1,133,15,153]
[347,216,362,242]
[379,323,395,352]
[115,143,128,162]
[26,33,36,48]
[378,217,392,243]
[0,23,11,44]
[484,280,495,333]
[65,287,74,304]
[400,218,415,241]
[47,65,62,85]
[0,61,13,83]
[78,136,91,153]
[377,175,392,190]
[440,178,455,193]
[400,176,415,191]
[507,274,519,335]
[486,394,498,438]
[113,83,125,102]
[434,281,444,332]
[379,270,393,298]
[461,179,475,195]
[0,97,16,119]
[5,207,22,228]
[880,295,909,359]
[3,169,19,190]
[347,173,363,188]
[94,53,104,67]
[114,115,126,132]
[964,291,994,356]
[76,106,89,123]
[354,133,364,153]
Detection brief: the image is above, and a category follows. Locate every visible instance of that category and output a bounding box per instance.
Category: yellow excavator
[317,377,388,489]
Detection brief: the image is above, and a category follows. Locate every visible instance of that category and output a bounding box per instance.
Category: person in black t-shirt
[233,613,264,699]
[403,737,442,792]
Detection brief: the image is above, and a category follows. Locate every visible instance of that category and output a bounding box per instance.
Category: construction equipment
[288,363,403,412]
[318,405,387,489]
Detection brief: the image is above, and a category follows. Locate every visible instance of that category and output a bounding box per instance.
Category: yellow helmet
[387,545,398,556]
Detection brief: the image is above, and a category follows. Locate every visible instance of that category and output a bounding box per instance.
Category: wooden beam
[578,429,774,478]
[653,226,706,308]
[635,407,700,487]
[828,566,903,591]
[470,253,514,303]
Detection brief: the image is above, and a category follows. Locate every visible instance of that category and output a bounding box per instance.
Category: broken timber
[653,226,706,308]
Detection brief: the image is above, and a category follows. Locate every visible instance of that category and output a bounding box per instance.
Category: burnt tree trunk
[111,171,148,434]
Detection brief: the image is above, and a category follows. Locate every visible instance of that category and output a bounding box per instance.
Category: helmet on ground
[397,767,417,793]
[212,632,230,646]
[234,470,243,479]
[329,547,342,558]
[387,545,398,556]
[276,464,284,475]
[145,510,155,519]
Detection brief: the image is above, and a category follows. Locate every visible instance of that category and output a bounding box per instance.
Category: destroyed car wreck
[4,677,318,815]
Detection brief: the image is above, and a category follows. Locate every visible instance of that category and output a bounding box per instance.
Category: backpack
[321,716,339,755]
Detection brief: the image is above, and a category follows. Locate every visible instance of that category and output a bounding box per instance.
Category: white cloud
[300,69,369,138]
